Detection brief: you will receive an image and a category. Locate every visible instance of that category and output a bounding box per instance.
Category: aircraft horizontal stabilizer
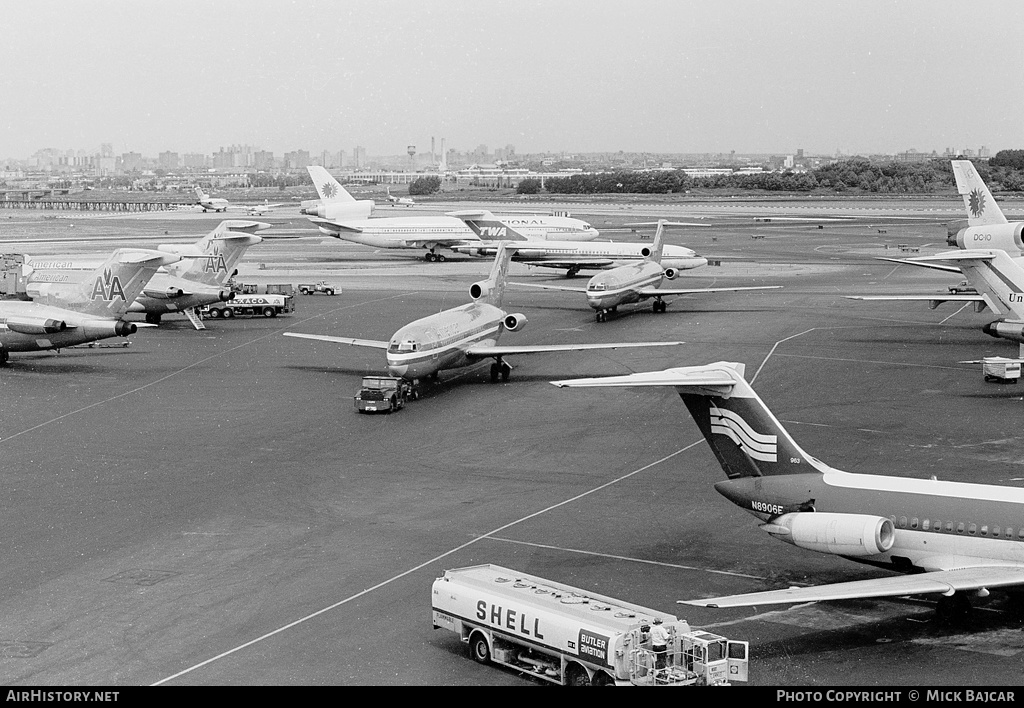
[844,295,985,302]
[467,341,683,359]
[308,218,364,234]
[446,209,497,220]
[638,285,783,297]
[679,565,1024,608]
[551,362,740,391]
[874,257,961,273]
[283,332,390,350]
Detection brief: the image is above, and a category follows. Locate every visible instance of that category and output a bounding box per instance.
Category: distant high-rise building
[183,153,208,169]
[158,151,179,170]
[353,146,367,169]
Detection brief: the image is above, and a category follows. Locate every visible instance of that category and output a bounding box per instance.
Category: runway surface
[1,202,1023,686]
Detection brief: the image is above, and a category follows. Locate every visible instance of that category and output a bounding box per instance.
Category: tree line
[527,151,1024,195]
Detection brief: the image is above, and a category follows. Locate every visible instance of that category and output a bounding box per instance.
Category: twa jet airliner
[554,361,1024,616]
[284,243,682,386]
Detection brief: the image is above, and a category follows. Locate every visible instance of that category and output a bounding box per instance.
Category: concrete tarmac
[1,203,1023,686]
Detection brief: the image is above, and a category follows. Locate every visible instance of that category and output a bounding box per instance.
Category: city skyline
[2,1,1022,160]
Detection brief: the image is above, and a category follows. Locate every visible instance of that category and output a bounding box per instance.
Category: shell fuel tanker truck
[432,564,749,686]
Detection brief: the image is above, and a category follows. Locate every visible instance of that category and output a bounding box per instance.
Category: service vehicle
[354,375,416,413]
[432,564,748,686]
[202,293,294,319]
[298,280,338,296]
[982,357,1021,383]
[266,283,296,297]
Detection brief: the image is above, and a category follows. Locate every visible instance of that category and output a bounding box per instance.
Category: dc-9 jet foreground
[0,249,179,365]
[553,361,1024,616]
[512,220,781,321]
[284,243,682,387]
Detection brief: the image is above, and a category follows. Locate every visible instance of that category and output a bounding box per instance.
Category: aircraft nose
[387,364,409,378]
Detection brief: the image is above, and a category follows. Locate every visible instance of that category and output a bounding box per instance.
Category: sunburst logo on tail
[968,188,986,218]
[321,182,337,199]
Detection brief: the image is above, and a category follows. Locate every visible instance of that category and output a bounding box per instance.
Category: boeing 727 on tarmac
[0,248,179,365]
[385,186,414,207]
[552,361,1024,615]
[26,220,270,329]
[513,220,781,321]
[283,243,682,386]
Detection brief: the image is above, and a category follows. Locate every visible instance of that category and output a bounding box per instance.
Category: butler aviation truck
[432,564,748,686]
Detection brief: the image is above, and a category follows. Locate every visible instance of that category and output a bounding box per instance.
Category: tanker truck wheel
[470,634,491,664]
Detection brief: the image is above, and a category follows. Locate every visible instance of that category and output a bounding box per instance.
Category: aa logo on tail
[969,188,987,219]
[202,250,228,274]
[90,269,127,301]
[321,182,337,199]
[709,404,778,462]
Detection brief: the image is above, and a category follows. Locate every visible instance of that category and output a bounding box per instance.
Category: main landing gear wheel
[145,313,162,325]
[653,300,667,313]
[490,360,512,382]
[596,310,607,322]
[425,252,447,262]
[936,593,972,623]
[0,350,8,366]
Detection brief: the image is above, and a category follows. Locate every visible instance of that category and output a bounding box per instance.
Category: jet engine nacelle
[503,313,527,332]
[663,267,679,280]
[949,222,1024,253]
[469,281,490,300]
[221,290,234,302]
[115,320,137,337]
[983,320,1024,342]
[765,512,895,557]
[144,286,185,299]
[641,246,653,258]
[4,316,67,335]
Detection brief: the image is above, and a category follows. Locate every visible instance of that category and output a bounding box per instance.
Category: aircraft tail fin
[551,362,829,478]
[307,165,355,203]
[470,242,517,306]
[952,160,1007,227]
[194,185,208,202]
[67,249,181,318]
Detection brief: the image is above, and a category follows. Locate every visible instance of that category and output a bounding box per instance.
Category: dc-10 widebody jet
[512,220,781,321]
[0,248,180,365]
[553,361,1024,616]
[283,243,682,386]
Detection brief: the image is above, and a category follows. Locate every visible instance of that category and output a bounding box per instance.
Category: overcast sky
[2,0,1022,159]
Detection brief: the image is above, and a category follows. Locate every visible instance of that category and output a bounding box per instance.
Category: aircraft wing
[509,282,587,293]
[637,285,783,297]
[466,341,683,358]
[679,565,1024,608]
[283,332,390,349]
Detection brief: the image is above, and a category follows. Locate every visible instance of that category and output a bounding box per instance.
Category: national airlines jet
[553,361,1024,616]
[283,243,682,386]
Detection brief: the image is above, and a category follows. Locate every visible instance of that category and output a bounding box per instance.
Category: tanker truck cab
[431,564,748,686]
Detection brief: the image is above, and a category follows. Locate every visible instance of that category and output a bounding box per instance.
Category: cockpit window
[587,282,606,291]
[389,339,418,353]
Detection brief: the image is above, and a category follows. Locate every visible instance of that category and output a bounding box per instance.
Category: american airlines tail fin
[162,220,270,285]
[469,242,517,307]
[952,160,1007,227]
[307,165,355,203]
[551,362,830,479]
[52,249,180,318]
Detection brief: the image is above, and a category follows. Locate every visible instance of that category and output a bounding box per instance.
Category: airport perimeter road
[1,208,1023,686]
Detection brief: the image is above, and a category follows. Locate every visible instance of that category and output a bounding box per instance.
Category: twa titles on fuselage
[512,220,781,321]
[552,361,1024,617]
[0,249,180,365]
[283,243,682,389]
[24,220,269,329]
